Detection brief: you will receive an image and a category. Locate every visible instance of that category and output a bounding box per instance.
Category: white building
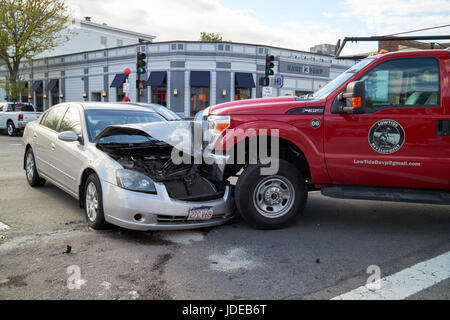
[37,17,156,58]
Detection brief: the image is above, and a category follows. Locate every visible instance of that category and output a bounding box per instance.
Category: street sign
[273,75,284,88]
[123,82,130,93]
[262,86,274,98]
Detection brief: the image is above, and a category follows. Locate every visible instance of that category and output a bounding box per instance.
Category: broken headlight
[115,169,156,194]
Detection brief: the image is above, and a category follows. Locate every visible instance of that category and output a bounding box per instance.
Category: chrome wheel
[26,152,34,181]
[7,123,13,136]
[253,176,295,218]
[85,182,98,222]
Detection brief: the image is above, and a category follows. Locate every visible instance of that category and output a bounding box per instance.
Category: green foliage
[200,32,223,42]
[0,0,73,101]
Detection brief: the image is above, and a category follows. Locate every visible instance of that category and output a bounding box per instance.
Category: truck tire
[84,173,108,230]
[25,148,46,187]
[235,159,308,229]
[7,121,17,136]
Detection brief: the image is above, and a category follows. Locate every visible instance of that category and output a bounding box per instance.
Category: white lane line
[332,251,450,300]
[0,222,11,231]
[8,144,22,146]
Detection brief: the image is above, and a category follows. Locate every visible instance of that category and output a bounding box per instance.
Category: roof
[78,19,156,41]
[74,102,159,112]
[373,49,450,59]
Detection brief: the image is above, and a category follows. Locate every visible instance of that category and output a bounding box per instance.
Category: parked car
[22,102,234,230]
[0,102,41,136]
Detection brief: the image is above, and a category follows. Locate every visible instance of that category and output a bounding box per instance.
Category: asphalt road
[0,134,449,300]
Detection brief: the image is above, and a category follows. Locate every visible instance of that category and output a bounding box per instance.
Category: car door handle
[33,133,37,138]
[50,143,56,151]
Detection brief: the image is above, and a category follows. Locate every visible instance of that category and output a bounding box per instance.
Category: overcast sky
[66,0,450,53]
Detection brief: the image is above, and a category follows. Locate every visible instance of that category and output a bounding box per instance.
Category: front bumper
[101,180,234,231]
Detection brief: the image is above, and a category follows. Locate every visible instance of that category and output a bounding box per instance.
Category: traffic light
[136,80,147,89]
[137,52,147,74]
[265,55,275,76]
[259,77,270,87]
[259,55,275,87]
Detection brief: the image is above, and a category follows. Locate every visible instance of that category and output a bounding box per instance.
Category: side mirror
[339,81,366,114]
[58,131,81,143]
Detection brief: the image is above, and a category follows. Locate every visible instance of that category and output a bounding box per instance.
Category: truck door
[324,56,450,191]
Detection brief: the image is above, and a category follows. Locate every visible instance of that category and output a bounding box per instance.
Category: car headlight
[204,115,230,148]
[115,169,156,194]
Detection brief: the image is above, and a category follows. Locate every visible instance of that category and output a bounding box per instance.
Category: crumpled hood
[93,121,203,157]
[209,96,325,115]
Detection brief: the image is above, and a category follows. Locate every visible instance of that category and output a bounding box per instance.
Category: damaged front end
[94,121,228,201]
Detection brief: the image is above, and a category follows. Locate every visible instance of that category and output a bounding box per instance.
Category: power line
[384,24,450,37]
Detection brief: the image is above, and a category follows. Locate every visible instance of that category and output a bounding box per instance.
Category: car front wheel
[235,159,308,229]
[84,173,108,229]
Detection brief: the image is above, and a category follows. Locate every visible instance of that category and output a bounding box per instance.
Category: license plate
[188,208,213,221]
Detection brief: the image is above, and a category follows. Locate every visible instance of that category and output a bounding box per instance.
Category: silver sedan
[22,102,234,230]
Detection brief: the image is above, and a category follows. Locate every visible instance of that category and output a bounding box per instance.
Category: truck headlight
[115,169,156,194]
[204,115,230,148]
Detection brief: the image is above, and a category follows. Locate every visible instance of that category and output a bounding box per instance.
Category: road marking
[0,222,10,231]
[332,251,450,300]
[8,143,22,146]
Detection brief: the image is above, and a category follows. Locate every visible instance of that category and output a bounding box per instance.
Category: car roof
[75,102,159,112]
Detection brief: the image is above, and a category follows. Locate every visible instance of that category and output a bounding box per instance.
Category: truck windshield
[312,58,375,100]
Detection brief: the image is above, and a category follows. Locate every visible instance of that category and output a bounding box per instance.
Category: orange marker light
[352,97,362,108]
[215,122,230,132]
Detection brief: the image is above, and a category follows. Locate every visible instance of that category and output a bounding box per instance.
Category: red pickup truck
[199,49,450,229]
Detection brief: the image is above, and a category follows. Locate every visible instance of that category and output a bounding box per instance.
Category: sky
[65,0,450,54]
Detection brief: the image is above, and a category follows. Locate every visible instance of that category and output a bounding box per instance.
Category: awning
[190,71,210,87]
[147,71,167,86]
[46,79,59,92]
[32,80,43,91]
[110,73,127,88]
[235,73,255,88]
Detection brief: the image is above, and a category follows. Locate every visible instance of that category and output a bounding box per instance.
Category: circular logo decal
[311,119,321,129]
[368,119,405,154]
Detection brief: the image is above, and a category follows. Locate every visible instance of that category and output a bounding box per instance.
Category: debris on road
[64,245,72,254]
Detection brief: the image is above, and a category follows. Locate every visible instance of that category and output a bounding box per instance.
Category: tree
[0,0,73,101]
[200,32,223,42]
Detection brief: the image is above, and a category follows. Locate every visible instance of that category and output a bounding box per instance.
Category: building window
[151,87,167,106]
[235,87,251,100]
[92,92,101,101]
[116,87,125,102]
[100,36,107,47]
[190,87,210,114]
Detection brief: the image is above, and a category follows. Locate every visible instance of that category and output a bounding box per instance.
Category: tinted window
[360,58,439,111]
[6,103,35,112]
[42,107,67,131]
[85,109,165,141]
[59,107,82,135]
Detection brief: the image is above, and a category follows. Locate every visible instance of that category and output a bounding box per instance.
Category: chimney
[84,16,91,22]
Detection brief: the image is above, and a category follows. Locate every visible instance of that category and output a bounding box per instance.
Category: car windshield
[85,109,166,142]
[149,104,182,121]
[312,58,375,100]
